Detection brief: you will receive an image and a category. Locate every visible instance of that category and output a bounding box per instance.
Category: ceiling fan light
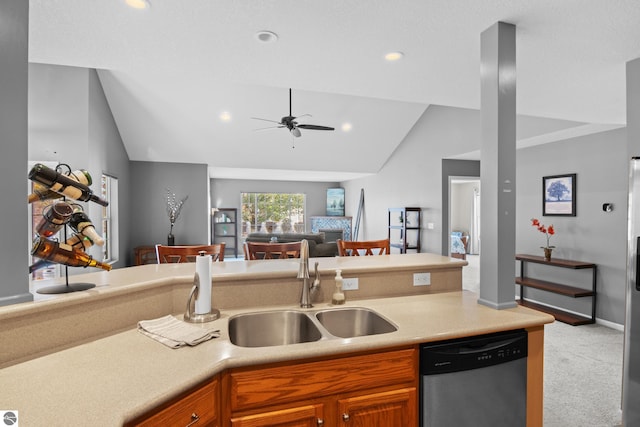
[291,128,301,138]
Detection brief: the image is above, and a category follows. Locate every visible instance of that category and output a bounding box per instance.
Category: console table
[515,254,597,325]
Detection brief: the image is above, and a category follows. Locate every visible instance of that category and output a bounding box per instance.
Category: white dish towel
[138,315,220,349]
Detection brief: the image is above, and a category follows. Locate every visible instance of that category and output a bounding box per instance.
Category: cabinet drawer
[135,378,218,427]
[229,348,416,412]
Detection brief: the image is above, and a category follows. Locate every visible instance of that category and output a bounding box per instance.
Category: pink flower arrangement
[531,218,555,249]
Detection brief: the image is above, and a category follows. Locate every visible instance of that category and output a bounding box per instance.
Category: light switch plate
[413,272,431,286]
[342,277,359,290]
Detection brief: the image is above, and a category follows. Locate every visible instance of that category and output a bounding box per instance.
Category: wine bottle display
[35,201,73,237]
[31,237,112,271]
[68,211,105,246]
[28,163,108,207]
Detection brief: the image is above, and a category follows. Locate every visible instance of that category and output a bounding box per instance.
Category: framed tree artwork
[543,173,576,216]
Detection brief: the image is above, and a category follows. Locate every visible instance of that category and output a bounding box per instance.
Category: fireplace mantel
[311,216,352,241]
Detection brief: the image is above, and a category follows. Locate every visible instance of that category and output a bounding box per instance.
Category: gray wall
[210,178,341,233]
[87,69,131,269]
[0,0,30,306]
[342,104,628,325]
[516,128,628,325]
[130,161,209,256]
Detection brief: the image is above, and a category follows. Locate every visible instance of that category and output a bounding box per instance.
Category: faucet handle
[297,239,310,279]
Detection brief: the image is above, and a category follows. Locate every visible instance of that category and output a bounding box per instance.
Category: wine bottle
[28,163,108,207]
[27,169,91,203]
[68,211,105,246]
[28,259,56,274]
[31,237,112,271]
[35,201,73,237]
[65,233,94,250]
[28,183,64,204]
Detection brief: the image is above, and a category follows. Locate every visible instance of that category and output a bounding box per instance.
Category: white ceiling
[28,0,640,182]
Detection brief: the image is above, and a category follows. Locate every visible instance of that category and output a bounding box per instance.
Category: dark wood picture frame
[543,173,576,216]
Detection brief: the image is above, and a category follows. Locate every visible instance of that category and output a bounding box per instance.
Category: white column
[478,22,517,309]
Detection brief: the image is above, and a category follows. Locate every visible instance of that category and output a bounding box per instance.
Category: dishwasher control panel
[420,329,527,375]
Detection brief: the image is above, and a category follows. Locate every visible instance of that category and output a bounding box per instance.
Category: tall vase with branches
[166,189,188,245]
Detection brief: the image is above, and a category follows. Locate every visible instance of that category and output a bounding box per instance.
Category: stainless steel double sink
[228,307,398,348]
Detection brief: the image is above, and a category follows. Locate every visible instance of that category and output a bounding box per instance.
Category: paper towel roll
[195,253,212,314]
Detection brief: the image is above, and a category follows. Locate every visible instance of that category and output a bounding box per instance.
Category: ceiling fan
[252,88,335,138]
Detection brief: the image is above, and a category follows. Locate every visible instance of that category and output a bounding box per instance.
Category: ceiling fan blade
[251,117,283,125]
[297,124,335,131]
[253,125,285,131]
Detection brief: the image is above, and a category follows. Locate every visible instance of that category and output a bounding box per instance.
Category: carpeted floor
[462,254,624,426]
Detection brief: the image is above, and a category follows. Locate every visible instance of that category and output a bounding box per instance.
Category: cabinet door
[134,378,218,427]
[230,403,324,427]
[337,387,416,427]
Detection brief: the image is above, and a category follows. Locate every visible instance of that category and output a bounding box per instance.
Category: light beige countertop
[0,291,553,426]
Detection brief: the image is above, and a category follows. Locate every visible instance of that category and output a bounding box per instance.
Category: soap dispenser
[332,269,346,305]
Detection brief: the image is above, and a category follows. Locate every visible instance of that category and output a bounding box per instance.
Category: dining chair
[156,243,225,263]
[336,238,391,256]
[244,241,302,260]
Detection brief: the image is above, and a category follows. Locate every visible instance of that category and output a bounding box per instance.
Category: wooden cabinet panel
[134,377,219,427]
[229,348,416,412]
[230,403,324,427]
[338,387,416,427]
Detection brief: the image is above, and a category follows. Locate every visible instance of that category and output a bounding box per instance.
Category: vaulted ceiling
[28,1,640,181]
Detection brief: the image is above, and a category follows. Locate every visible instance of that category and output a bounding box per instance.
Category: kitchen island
[0,254,553,426]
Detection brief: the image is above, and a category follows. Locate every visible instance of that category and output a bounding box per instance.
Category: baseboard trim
[596,317,624,332]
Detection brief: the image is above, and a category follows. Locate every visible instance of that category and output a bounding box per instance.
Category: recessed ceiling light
[125,0,150,9]
[219,111,232,122]
[255,31,278,43]
[384,51,404,62]
[341,123,353,132]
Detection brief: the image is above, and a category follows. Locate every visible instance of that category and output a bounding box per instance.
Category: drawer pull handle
[342,413,350,422]
[186,412,200,427]
[317,419,324,426]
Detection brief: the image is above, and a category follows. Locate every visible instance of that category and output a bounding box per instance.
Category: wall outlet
[413,272,431,286]
[342,277,359,290]
[427,223,435,230]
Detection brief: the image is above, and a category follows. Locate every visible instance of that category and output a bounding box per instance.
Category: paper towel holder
[184,272,220,323]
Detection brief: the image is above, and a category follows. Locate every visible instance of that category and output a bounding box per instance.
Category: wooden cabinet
[131,377,219,427]
[230,403,325,426]
[224,347,417,427]
[388,208,421,254]
[212,208,238,258]
[516,254,597,325]
[338,387,416,426]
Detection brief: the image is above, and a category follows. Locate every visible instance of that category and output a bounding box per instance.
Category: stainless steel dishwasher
[420,329,528,427]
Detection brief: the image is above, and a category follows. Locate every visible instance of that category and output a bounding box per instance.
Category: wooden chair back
[336,238,391,256]
[244,241,302,260]
[156,244,225,263]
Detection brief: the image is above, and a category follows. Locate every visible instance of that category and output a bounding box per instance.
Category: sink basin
[228,310,322,347]
[315,307,397,338]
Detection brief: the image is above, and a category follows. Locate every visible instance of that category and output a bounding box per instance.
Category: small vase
[543,247,553,261]
[167,233,175,246]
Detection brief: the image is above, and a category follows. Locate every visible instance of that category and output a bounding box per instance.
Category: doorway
[449,177,480,292]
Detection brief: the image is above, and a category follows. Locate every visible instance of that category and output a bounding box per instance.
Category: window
[241,193,305,236]
[101,174,119,263]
